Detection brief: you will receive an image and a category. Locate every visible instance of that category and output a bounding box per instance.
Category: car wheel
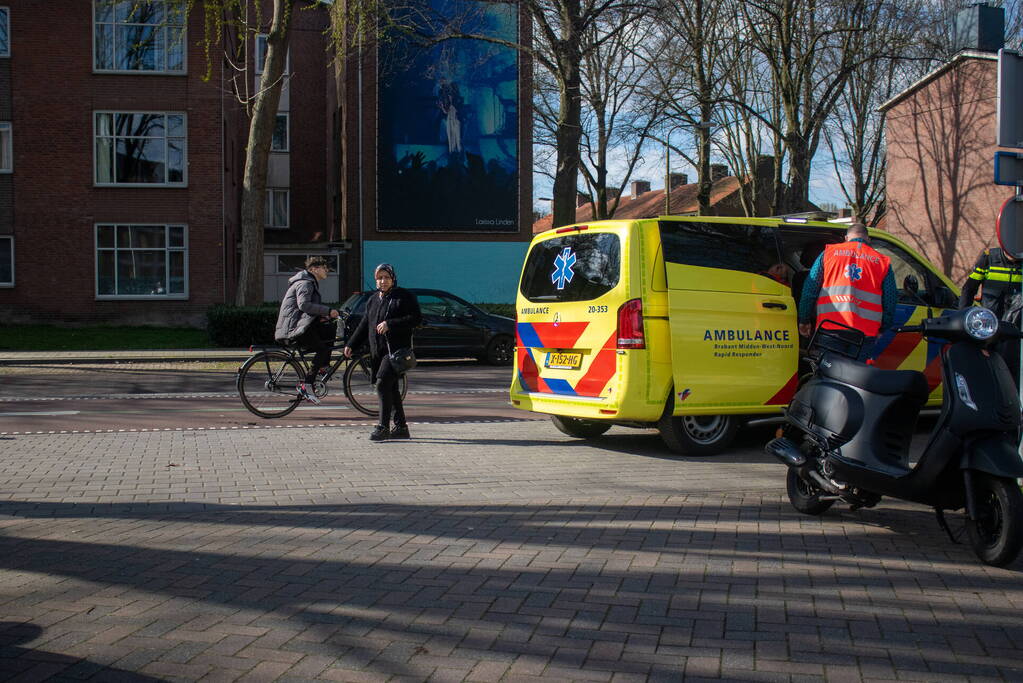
[483,335,515,365]
[656,393,739,455]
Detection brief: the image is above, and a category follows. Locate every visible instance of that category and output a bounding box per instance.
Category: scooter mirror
[902,275,919,297]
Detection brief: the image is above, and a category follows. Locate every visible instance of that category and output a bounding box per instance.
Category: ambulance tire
[551,415,611,439]
[657,410,739,456]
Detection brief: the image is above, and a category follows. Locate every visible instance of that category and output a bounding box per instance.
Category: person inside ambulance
[797,222,897,362]
[958,245,1022,387]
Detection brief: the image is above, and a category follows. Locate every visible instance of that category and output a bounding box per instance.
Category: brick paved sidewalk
[0,422,1021,682]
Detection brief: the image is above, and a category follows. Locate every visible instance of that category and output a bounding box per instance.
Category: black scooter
[767,306,1023,566]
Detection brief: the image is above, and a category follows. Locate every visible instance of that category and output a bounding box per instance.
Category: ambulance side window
[658,221,780,275]
[871,239,934,306]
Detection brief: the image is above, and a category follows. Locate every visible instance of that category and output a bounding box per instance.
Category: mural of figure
[437,80,463,155]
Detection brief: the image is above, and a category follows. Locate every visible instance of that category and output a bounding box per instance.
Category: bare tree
[523,0,653,227]
[643,0,739,215]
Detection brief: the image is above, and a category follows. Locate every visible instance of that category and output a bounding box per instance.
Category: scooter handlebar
[893,324,923,334]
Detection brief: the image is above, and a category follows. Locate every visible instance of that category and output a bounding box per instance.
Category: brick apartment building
[0,0,531,326]
[882,3,1011,285]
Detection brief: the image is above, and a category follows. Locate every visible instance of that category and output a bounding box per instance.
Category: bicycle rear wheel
[237,351,304,418]
[343,353,408,417]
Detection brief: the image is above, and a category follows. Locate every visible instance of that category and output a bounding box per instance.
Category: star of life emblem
[845,263,863,281]
[551,247,576,290]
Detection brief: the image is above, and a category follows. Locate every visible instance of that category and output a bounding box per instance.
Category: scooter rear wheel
[786,468,835,516]
[966,473,1023,567]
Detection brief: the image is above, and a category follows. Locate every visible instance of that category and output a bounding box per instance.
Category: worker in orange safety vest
[797,222,897,362]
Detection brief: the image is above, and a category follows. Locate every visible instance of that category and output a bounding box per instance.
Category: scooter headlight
[964,307,998,340]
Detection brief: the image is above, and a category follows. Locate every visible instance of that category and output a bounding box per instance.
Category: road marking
[0,417,545,436]
[0,388,508,403]
[0,410,81,417]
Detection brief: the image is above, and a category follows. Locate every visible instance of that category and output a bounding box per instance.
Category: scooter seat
[819,353,929,399]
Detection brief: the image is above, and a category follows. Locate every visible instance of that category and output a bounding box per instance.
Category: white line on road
[0,410,81,417]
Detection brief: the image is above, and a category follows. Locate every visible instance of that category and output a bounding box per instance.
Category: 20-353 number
[587,305,608,313]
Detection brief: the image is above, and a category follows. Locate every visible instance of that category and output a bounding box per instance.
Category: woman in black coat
[343,263,422,441]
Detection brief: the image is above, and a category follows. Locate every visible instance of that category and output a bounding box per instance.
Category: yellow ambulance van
[510,216,959,455]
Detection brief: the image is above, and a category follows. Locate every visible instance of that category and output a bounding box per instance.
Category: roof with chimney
[532,174,745,233]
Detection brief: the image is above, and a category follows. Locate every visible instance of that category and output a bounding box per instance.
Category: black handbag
[386,338,417,374]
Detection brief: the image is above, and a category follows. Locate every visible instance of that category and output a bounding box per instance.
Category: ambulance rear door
[659,220,799,412]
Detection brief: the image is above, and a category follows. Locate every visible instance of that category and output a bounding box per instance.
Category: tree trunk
[552,57,582,227]
[236,0,294,306]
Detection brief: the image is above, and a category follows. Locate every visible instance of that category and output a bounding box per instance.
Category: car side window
[418,295,448,318]
[442,296,474,318]
[659,221,781,276]
[870,239,934,306]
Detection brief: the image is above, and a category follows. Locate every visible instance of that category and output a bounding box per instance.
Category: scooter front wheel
[786,468,835,516]
[966,473,1023,567]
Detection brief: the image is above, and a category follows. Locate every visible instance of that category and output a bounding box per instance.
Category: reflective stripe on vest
[815,241,890,337]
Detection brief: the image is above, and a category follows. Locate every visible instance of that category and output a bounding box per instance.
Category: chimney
[631,180,650,198]
[755,155,776,180]
[954,3,1004,53]
[710,164,729,182]
[837,208,853,219]
[669,173,688,189]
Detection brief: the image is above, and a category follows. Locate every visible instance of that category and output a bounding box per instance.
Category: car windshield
[340,293,366,314]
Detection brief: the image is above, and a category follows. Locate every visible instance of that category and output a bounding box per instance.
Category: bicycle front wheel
[237,351,304,418]
[343,353,408,417]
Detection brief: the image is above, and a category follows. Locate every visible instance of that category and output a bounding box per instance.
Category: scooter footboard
[962,434,1023,478]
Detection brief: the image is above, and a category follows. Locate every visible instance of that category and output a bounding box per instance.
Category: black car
[340,288,515,365]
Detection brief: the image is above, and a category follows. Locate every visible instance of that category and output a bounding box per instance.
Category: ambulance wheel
[657,411,738,456]
[551,415,611,439]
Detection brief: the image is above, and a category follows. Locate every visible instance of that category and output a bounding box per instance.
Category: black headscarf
[374,262,397,288]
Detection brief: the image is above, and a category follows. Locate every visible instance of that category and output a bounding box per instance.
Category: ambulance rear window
[520,233,621,302]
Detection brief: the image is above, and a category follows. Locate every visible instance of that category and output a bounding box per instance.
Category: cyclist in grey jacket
[274,256,339,403]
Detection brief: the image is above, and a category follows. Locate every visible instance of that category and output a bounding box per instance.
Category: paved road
[0,360,529,435]
[0,362,1021,682]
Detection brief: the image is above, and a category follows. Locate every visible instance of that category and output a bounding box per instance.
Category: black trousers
[375,354,406,428]
[296,319,336,383]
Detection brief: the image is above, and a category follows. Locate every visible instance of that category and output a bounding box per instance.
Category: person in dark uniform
[959,246,1022,386]
[343,263,422,441]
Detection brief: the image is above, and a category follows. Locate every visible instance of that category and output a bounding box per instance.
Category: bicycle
[236,331,407,419]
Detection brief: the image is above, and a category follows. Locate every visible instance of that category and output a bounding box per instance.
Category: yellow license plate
[545,352,582,370]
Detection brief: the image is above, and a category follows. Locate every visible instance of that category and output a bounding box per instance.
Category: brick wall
[885,55,1010,285]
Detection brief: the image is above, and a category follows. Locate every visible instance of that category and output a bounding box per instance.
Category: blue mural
[378,0,518,231]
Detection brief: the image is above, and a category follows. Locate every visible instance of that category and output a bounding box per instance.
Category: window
[0,236,12,287]
[0,8,10,58]
[419,294,475,319]
[0,122,11,172]
[872,238,943,307]
[272,113,289,152]
[275,254,336,273]
[660,221,780,275]
[520,233,621,303]
[94,0,185,73]
[266,189,289,229]
[255,33,289,75]
[95,112,186,185]
[96,224,187,297]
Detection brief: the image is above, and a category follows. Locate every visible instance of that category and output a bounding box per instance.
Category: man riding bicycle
[274,256,339,404]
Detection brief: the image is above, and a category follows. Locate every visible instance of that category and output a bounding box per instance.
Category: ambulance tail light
[616,298,645,349]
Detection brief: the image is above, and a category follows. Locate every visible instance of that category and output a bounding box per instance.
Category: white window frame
[94,223,188,299]
[92,0,187,74]
[0,235,13,287]
[0,7,11,58]
[94,111,187,187]
[265,189,289,229]
[271,112,289,152]
[0,122,11,173]
[255,33,289,75]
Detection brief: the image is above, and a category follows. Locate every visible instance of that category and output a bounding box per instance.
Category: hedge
[205,305,280,348]
[475,302,515,318]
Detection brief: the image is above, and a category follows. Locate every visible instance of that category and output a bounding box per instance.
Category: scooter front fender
[961,434,1023,478]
